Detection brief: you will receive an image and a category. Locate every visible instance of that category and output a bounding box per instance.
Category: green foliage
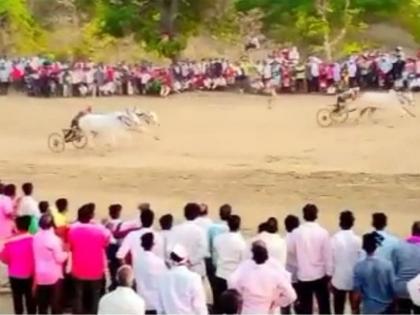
[0,0,45,54]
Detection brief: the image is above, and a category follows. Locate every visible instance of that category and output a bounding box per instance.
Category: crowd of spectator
[1,47,420,99]
[0,180,420,315]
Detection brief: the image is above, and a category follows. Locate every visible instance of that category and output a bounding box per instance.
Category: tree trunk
[160,0,178,38]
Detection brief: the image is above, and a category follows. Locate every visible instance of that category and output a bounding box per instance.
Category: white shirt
[116,227,164,262]
[195,217,213,257]
[98,286,145,315]
[17,196,40,217]
[250,231,287,267]
[171,221,207,276]
[214,231,247,280]
[289,221,333,282]
[159,229,174,262]
[157,265,208,315]
[331,229,362,291]
[229,259,296,314]
[134,251,167,310]
[285,233,298,283]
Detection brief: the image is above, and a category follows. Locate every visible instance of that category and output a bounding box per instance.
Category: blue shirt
[375,230,400,261]
[208,222,228,263]
[354,255,395,314]
[391,241,420,298]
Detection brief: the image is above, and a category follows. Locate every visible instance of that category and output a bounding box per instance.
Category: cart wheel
[48,133,65,153]
[330,109,349,124]
[316,108,333,128]
[72,132,88,150]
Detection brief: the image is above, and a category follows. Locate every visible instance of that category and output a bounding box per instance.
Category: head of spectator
[22,182,33,196]
[284,214,300,233]
[141,232,154,252]
[170,244,189,266]
[303,203,318,222]
[184,203,200,221]
[15,215,31,234]
[4,184,16,198]
[228,215,241,232]
[266,217,278,234]
[199,203,209,217]
[109,204,122,220]
[159,214,173,231]
[219,203,232,222]
[77,203,95,223]
[55,198,68,214]
[219,289,243,315]
[140,208,154,228]
[38,201,50,214]
[116,265,135,288]
[138,203,150,212]
[258,222,268,233]
[251,241,269,265]
[412,221,420,237]
[362,232,383,256]
[39,213,55,230]
[372,212,387,231]
[339,210,355,230]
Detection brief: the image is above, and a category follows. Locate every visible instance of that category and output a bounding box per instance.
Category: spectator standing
[0,182,14,240]
[117,208,164,264]
[283,214,301,315]
[171,203,207,277]
[52,198,69,228]
[330,211,362,314]
[134,233,167,314]
[17,183,40,235]
[229,241,297,314]
[250,217,287,266]
[33,214,68,314]
[0,216,36,314]
[391,221,420,314]
[289,204,332,314]
[353,232,395,314]
[159,213,174,263]
[372,212,400,261]
[213,215,247,312]
[157,244,208,315]
[98,265,145,315]
[68,203,110,314]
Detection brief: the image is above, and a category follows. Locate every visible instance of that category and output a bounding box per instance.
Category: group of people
[1,181,420,314]
[1,46,420,99]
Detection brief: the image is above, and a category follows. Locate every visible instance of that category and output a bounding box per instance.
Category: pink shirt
[68,222,110,280]
[289,222,333,282]
[33,229,67,285]
[0,195,14,240]
[0,234,34,278]
[229,259,296,314]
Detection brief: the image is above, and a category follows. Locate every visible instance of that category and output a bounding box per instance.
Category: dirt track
[0,92,420,236]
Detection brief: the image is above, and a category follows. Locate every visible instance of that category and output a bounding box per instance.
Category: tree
[0,0,45,54]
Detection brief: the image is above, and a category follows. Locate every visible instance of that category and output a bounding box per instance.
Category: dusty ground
[1,92,420,311]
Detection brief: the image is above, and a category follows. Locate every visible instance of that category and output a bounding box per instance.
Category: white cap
[407,274,420,306]
[171,244,188,263]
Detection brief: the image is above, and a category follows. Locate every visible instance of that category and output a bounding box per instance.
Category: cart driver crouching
[334,87,360,112]
[65,106,92,141]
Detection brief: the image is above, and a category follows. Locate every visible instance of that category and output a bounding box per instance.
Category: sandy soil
[1,92,420,236]
[1,92,420,311]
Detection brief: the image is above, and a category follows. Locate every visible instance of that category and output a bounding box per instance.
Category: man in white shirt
[229,241,297,314]
[157,244,208,315]
[170,203,207,277]
[17,182,40,218]
[117,209,164,264]
[250,217,287,266]
[134,232,167,314]
[331,210,362,314]
[213,215,246,312]
[289,204,332,314]
[158,214,174,263]
[98,265,145,315]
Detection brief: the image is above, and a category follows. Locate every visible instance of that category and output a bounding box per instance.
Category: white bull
[79,108,141,145]
[356,89,415,120]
